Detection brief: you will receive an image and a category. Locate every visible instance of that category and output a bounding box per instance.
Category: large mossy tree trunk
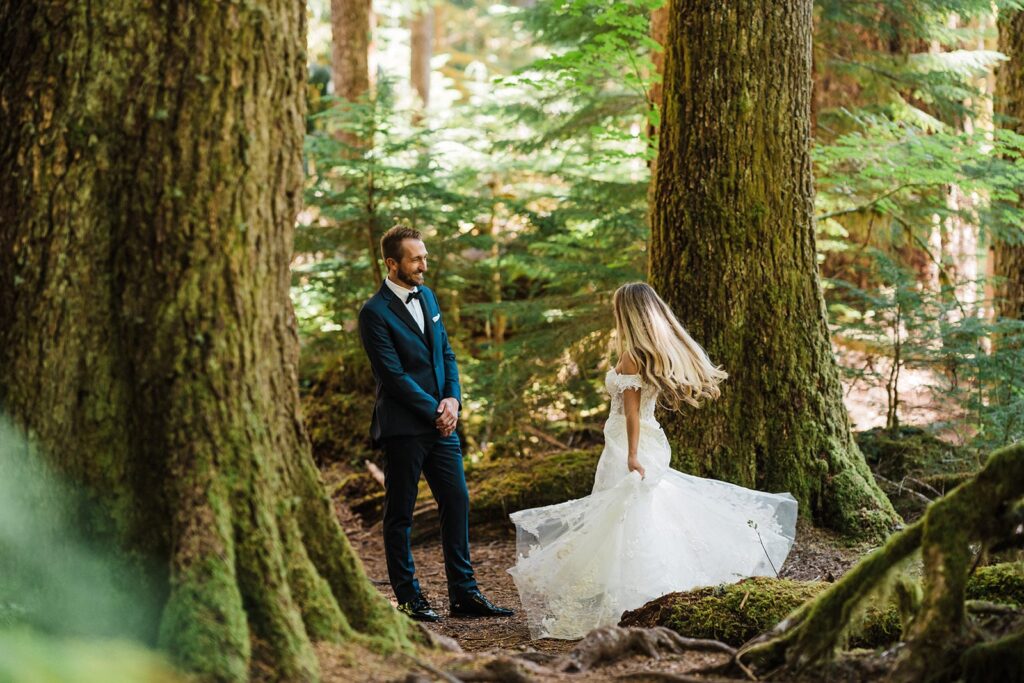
[994,10,1024,322]
[0,3,414,681]
[649,1,898,536]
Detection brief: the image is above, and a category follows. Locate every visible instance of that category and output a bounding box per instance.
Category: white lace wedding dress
[507,369,798,640]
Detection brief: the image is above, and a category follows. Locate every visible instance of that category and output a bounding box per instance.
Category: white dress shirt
[385,277,425,333]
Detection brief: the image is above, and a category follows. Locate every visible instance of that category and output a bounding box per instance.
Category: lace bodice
[605,369,658,422]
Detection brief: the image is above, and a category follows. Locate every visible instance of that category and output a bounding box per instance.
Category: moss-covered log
[736,442,1024,682]
[0,3,416,681]
[649,0,898,537]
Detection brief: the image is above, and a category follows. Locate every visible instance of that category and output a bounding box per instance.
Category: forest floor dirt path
[325,474,873,681]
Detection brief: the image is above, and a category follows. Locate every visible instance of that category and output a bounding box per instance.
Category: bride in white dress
[507,283,798,640]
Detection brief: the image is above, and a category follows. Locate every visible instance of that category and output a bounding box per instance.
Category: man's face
[390,238,427,288]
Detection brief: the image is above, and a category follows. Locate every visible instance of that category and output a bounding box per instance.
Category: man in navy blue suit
[359,225,513,622]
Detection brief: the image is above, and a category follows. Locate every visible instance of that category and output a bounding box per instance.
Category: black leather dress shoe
[449,590,514,618]
[398,595,441,622]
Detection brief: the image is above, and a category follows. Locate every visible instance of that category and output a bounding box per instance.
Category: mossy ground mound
[619,577,898,648]
[855,426,977,481]
[855,426,979,520]
[966,562,1024,607]
[620,569,1023,650]
[339,448,602,535]
[468,448,602,522]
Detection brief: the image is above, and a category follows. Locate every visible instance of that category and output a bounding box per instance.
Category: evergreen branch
[816,182,934,221]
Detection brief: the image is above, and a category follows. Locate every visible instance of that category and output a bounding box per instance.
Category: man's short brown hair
[380,225,422,263]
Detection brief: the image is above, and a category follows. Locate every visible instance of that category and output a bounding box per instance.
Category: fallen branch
[901,475,943,500]
[873,472,934,506]
[522,424,570,451]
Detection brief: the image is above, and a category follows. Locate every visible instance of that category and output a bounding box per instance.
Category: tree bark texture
[0,3,414,681]
[994,10,1024,321]
[649,1,898,535]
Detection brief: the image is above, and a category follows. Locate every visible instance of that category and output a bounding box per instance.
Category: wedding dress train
[507,370,798,639]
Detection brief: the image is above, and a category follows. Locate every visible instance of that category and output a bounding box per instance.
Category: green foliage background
[296,0,1024,465]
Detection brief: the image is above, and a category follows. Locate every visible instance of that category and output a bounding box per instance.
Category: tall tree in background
[646,0,669,215]
[649,1,898,535]
[994,9,1024,321]
[411,4,434,113]
[331,0,381,287]
[0,3,415,681]
[332,0,372,105]
[647,2,668,162]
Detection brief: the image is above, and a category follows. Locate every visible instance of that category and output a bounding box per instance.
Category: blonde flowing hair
[612,282,727,409]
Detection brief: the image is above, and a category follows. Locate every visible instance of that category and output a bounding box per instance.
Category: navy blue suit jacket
[358,282,462,444]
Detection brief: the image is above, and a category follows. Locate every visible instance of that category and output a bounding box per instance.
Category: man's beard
[397,269,421,288]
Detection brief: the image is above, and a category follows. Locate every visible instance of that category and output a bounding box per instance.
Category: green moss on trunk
[0,3,417,681]
[649,0,898,538]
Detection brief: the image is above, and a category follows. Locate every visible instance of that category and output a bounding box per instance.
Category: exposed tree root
[556,626,736,673]
[615,674,752,683]
[438,626,737,682]
[445,654,552,682]
[416,624,463,653]
[734,442,1024,682]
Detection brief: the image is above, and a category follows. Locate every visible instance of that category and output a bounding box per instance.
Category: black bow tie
[405,290,421,304]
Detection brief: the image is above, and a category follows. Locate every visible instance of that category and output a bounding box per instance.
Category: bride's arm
[616,354,645,478]
[623,387,644,478]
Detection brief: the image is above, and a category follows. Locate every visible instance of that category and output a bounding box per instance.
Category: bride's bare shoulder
[614,352,639,375]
